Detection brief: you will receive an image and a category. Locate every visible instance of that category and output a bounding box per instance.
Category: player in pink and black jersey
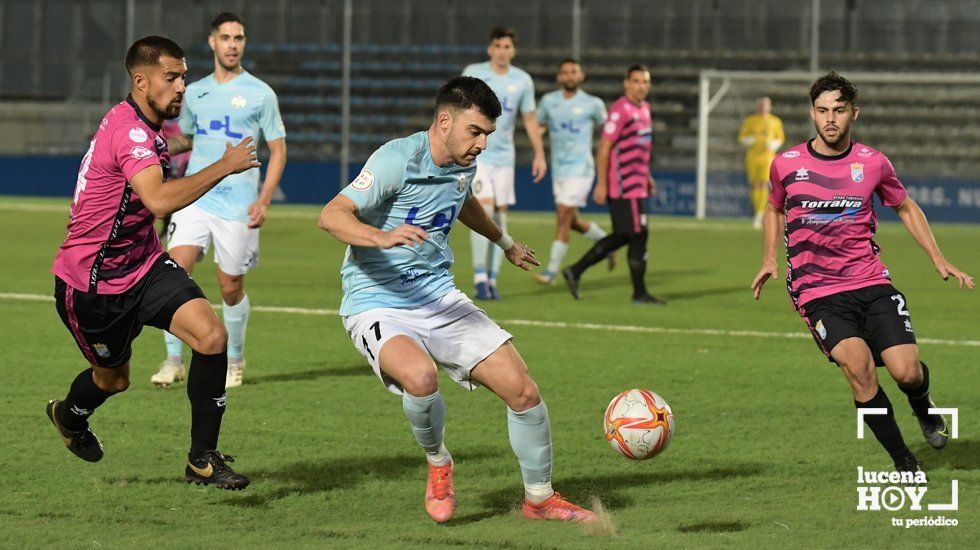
[752,72,974,472]
[562,65,664,305]
[47,36,258,489]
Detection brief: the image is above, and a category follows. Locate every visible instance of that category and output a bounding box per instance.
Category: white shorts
[553,176,594,208]
[342,289,513,395]
[167,203,259,276]
[473,163,516,207]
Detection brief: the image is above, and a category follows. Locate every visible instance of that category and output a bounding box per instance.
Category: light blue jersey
[179,70,285,222]
[461,62,535,167]
[537,89,607,180]
[339,131,476,316]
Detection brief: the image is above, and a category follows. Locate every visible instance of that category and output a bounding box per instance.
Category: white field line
[2,291,977,348]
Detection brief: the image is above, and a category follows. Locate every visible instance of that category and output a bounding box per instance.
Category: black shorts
[54,253,206,368]
[609,197,648,235]
[799,284,917,367]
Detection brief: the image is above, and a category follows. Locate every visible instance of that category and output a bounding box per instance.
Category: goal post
[694,70,980,220]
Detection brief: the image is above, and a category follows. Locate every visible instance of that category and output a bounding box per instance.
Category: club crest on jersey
[92,343,110,358]
[851,163,864,182]
[506,84,519,93]
[231,95,247,109]
[795,167,809,180]
[572,106,583,115]
[128,127,148,143]
[130,146,153,160]
[351,170,374,190]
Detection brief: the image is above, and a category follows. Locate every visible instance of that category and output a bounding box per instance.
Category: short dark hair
[211,12,245,33]
[810,71,858,104]
[625,64,649,79]
[558,57,580,69]
[489,27,517,45]
[125,36,184,75]
[436,76,502,120]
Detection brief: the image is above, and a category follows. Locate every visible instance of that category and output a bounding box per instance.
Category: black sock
[627,230,649,297]
[61,368,117,431]
[898,362,932,417]
[570,233,629,277]
[856,387,912,463]
[187,350,228,459]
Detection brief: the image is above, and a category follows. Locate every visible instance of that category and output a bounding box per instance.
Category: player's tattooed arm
[894,197,975,290]
[131,137,258,217]
[318,194,427,249]
[167,133,194,155]
[751,203,785,300]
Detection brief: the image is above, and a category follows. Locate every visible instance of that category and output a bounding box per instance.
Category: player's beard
[816,123,848,148]
[149,92,182,120]
[561,81,578,93]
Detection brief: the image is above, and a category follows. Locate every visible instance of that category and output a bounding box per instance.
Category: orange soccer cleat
[523,492,596,523]
[424,461,456,523]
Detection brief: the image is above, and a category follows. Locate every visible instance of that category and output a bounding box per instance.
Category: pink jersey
[52,96,170,294]
[602,96,653,199]
[769,141,907,309]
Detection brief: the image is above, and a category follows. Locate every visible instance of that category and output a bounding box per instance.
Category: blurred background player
[152,12,287,389]
[48,36,256,488]
[533,58,614,285]
[318,76,595,524]
[738,96,784,229]
[752,72,974,472]
[562,64,665,305]
[463,27,547,300]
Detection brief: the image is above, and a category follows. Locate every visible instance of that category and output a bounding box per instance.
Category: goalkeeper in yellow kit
[738,96,784,229]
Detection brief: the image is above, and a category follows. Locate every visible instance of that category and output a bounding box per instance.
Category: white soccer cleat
[226,359,245,388]
[151,360,186,388]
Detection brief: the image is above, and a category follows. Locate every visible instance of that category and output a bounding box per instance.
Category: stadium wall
[2,156,979,222]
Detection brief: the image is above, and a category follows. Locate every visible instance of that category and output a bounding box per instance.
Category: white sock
[584,221,607,241]
[426,442,452,467]
[545,240,569,275]
[525,482,555,504]
[223,294,250,361]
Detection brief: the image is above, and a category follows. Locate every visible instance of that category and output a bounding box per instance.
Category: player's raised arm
[318,194,428,249]
[130,137,258,218]
[751,203,785,300]
[893,197,974,290]
[458,196,539,270]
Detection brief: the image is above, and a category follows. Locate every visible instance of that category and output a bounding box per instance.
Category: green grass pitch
[0,196,977,547]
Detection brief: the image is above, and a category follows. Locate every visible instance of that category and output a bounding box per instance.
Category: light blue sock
[584,221,607,241]
[546,240,569,276]
[164,330,184,360]
[489,211,508,282]
[470,229,489,283]
[402,390,450,465]
[223,294,250,361]
[507,400,553,499]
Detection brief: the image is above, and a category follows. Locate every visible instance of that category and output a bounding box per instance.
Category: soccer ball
[603,388,674,460]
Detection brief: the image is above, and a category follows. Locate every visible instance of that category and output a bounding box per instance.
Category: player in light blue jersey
[152,12,287,389]
[319,77,595,525]
[462,27,547,300]
[534,58,615,284]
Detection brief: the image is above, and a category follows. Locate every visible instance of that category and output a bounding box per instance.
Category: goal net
[695,70,980,219]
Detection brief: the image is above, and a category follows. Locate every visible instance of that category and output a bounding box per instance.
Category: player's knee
[627,230,648,262]
[509,378,542,412]
[892,364,923,387]
[94,370,130,393]
[195,323,228,355]
[401,368,439,397]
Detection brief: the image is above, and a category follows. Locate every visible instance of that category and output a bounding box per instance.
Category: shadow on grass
[246,364,370,385]
[912,439,980,471]
[451,462,766,526]
[677,520,749,533]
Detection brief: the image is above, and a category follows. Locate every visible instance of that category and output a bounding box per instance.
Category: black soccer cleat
[561,268,580,300]
[631,293,667,306]
[185,450,250,490]
[914,400,949,449]
[894,454,922,474]
[46,399,104,462]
